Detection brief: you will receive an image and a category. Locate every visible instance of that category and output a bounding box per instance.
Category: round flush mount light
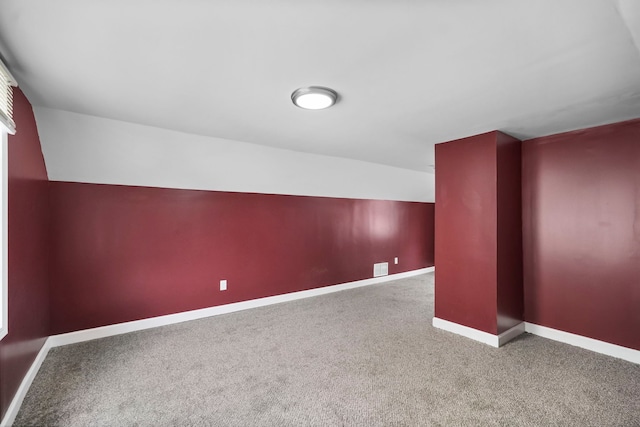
[291,86,338,110]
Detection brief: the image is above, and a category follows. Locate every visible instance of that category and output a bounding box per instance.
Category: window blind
[0,59,17,134]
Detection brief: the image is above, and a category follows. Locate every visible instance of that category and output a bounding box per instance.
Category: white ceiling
[0,0,639,172]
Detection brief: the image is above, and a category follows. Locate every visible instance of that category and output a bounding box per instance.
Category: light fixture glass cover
[291,86,337,110]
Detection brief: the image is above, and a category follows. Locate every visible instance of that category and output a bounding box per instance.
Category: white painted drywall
[35,107,434,202]
[4,1,640,172]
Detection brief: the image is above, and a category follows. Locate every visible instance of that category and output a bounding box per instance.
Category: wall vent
[0,58,17,134]
[373,262,389,277]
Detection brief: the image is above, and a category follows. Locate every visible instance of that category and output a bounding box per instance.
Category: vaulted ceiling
[1,0,639,172]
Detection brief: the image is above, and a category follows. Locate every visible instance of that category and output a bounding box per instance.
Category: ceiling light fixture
[291,86,338,110]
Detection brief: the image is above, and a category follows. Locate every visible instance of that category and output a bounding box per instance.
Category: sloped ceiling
[0,0,639,172]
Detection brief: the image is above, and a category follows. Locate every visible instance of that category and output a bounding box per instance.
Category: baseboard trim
[498,322,526,346]
[2,267,434,425]
[49,267,434,348]
[524,322,639,365]
[422,318,639,364]
[0,338,52,427]
[432,317,525,348]
[6,269,640,427]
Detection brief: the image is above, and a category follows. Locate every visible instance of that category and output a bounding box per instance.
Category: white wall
[34,107,434,202]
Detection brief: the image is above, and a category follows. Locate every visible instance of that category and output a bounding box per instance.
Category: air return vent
[0,58,17,134]
[373,262,389,277]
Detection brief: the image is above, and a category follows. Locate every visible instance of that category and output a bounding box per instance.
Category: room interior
[0,0,639,425]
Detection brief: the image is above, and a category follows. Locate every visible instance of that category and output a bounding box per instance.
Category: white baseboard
[524,322,640,365]
[432,317,525,348]
[498,322,526,346]
[49,267,435,348]
[432,318,640,363]
[2,267,435,425]
[4,268,640,427]
[0,338,52,427]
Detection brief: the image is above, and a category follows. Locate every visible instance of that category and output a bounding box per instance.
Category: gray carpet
[14,273,640,426]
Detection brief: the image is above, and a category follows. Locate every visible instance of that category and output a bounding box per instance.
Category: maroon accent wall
[0,88,50,420]
[435,132,498,334]
[49,182,434,334]
[496,132,523,334]
[434,131,523,335]
[522,119,640,350]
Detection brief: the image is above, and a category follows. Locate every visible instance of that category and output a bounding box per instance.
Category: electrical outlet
[220,280,227,291]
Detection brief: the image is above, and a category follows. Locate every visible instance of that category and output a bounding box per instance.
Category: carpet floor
[14,273,640,426]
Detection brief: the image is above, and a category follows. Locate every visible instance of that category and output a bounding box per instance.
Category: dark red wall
[522,119,640,350]
[0,88,50,420]
[434,132,499,334]
[435,131,523,335]
[496,132,523,334]
[49,182,434,334]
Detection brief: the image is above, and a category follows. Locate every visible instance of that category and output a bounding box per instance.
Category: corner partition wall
[433,131,524,346]
[433,120,640,360]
